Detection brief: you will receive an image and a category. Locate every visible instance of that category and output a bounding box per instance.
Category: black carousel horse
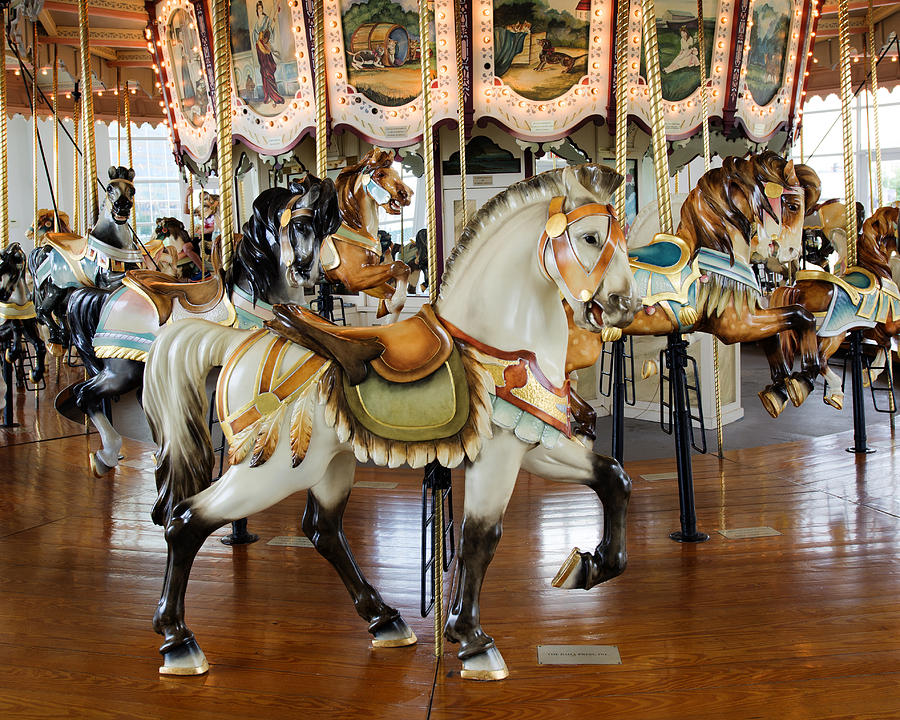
[28,167,140,350]
[63,173,340,476]
[0,243,46,386]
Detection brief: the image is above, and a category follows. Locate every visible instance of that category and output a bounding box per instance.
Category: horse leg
[73,359,144,475]
[445,430,528,680]
[302,452,416,647]
[819,335,846,409]
[40,285,70,348]
[521,439,630,590]
[21,319,46,383]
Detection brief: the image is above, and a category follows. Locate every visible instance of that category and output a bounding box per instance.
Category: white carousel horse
[143,164,639,680]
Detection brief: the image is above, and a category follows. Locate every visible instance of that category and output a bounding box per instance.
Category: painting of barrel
[341,0,426,108]
[165,7,210,128]
[745,0,791,107]
[230,0,302,117]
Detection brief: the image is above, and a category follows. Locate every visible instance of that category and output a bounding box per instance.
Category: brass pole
[78,0,98,223]
[124,82,135,232]
[53,45,59,232]
[33,22,39,243]
[212,0,234,272]
[614,0,629,221]
[314,0,327,178]
[73,81,81,236]
[116,69,121,166]
[0,9,7,249]
[455,0,467,231]
[838,0,857,264]
[641,0,673,234]
[868,0,883,208]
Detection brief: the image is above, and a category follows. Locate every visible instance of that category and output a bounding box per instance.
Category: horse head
[336,148,411,233]
[105,166,136,225]
[543,164,638,331]
[754,158,820,265]
[235,173,340,304]
[0,243,27,303]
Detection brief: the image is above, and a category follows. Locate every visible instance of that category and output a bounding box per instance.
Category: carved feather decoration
[290,385,316,468]
[228,420,262,466]
[249,402,287,468]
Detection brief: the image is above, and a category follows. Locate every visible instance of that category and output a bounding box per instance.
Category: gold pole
[78,0,98,223]
[212,0,234,272]
[455,0,467,231]
[116,69,121,166]
[417,0,442,658]
[124,82,135,232]
[314,0,327,179]
[73,80,81,236]
[0,8,8,249]
[614,0,629,222]
[52,45,59,232]
[868,0,883,209]
[641,0,673,234]
[838,0,857,264]
[33,23,39,243]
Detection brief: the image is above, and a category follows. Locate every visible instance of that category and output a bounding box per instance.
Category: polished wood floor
[2,367,900,719]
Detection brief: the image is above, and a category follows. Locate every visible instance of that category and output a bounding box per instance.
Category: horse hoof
[786,375,813,407]
[758,388,787,419]
[551,547,584,589]
[641,359,658,379]
[48,342,65,358]
[159,638,209,676]
[372,618,417,648]
[824,394,844,411]
[89,452,114,478]
[461,646,508,681]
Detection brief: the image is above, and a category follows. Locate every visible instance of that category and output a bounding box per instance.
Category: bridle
[537,196,626,302]
[279,194,315,262]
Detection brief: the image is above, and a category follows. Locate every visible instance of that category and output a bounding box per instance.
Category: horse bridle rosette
[538,196,626,303]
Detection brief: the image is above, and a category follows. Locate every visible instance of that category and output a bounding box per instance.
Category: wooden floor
[2,369,900,719]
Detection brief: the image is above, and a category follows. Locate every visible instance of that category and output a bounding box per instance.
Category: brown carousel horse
[769,204,900,413]
[564,152,822,426]
[321,148,412,319]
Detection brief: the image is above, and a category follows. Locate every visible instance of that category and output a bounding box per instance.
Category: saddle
[44,232,88,259]
[124,269,226,324]
[265,303,453,385]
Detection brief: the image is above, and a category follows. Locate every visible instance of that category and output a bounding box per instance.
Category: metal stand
[1,358,16,428]
[310,282,346,325]
[600,338,635,464]
[420,459,455,617]
[846,329,876,454]
[660,334,708,543]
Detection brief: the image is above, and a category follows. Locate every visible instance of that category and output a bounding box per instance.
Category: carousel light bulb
[813,57,818,63]
[65,93,70,99]
[131,88,137,94]
[147,42,154,51]
[13,69,19,76]
[41,68,48,76]
[155,82,161,88]
[159,100,165,107]
[145,29,152,40]
[98,90,103,96]
[114,89,119,96]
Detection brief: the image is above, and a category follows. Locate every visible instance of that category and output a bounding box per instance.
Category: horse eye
[584,234,598,245]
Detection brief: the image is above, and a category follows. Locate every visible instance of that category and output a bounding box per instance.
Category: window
[108,122,183,239]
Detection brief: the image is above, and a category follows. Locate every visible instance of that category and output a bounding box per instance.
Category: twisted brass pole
[116,69,121,166]
[0,8,8,249]
[124,82,135,232]
[614,0,629,221]
[314,0,327,179]
[33,22,39,242]
[455,0,467,230]
[868,0,883,209]
[838,0,857,264]
[78,0,98,223]
[53,45,59,232]
[73,85,81,236]
[641,0,672,234]
[212,0,234,272]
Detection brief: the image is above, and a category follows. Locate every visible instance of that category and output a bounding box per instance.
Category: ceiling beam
[41,27,148,52]
[41,0,147,23]
[37,9,57,37]
[820,0,898,15]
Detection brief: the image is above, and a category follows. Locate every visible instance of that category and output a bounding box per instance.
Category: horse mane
[232,175,340,302]
[440,164,621,296]
[677,151,821,262]
[859,205,899,282]
[334,147,395,232]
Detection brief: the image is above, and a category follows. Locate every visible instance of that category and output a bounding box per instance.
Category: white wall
[6,115,111,253]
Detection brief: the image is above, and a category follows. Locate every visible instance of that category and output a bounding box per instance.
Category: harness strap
[279,197,314,264]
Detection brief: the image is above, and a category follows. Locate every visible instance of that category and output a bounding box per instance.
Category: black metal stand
[599,337,635,465]
[1,358,16,428]
[310,282,347,325]
[420,459,455,617]
[661,334,708,543]
[846,329,876,454]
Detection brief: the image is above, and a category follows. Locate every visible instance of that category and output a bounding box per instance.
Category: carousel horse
[562,152,822,423]
[145,217,204,279]
[320,148,412,320]
[63,173,340,477]
[802,199,865,274]
[142,164,639,680]
[403,227,429,293]
[26,209,72,246]
[0,243,46,385]
[769,203,900,413]
[28,167,141,350]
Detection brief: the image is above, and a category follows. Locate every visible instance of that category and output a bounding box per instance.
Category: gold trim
[93,345,148,362]
[628,233,691,273]
[0,301,37,320]
[796,269,861,305]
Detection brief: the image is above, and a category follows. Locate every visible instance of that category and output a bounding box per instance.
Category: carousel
[2,0,900,716]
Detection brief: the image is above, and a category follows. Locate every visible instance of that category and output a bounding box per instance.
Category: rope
[0,8,8,249]
[641,0,672,234]
[868,0,883,209]
[314,0,327,178]
[455,0,467,230]
[614,0,629,221]
[839,0,857,264]
[212,0,234,272]
[78,0,99,224]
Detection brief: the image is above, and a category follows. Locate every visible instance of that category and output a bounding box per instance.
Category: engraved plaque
[267,536,314,548]
[537,645,621,666]
[353,481,399,489]
[472,176,493,186]
[718,526,781,540]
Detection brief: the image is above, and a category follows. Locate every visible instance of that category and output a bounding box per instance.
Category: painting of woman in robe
[254,0,285,105]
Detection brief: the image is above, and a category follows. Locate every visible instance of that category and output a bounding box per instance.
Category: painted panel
[744,0,790,107]
[473,0,612,141]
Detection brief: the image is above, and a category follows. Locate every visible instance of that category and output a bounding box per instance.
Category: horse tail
[143,320,246,526]
[67,287,109,374]
[770,285,800,367]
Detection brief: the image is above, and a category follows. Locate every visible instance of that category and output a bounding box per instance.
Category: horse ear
[108,166,117,180]
[126,168,136,182]
[784,160,799,187]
